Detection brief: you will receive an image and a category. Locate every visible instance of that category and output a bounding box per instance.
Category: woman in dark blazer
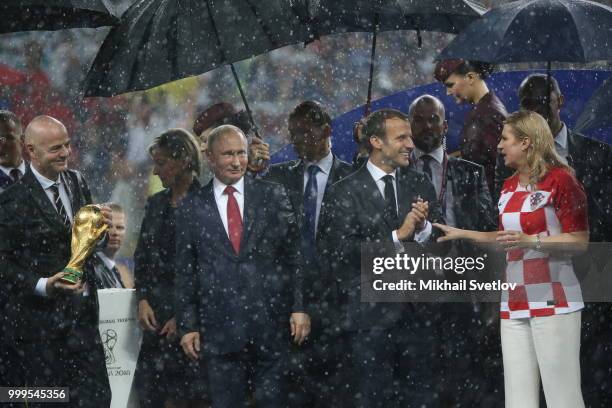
[134,128,208,408]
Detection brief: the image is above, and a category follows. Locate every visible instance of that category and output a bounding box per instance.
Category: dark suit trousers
[287,333,352,408]
[7,331,111,408]
[207,340,287,408]
[349,320,440,408]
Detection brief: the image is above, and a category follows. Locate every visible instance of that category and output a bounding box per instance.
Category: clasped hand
[397,198,429,241]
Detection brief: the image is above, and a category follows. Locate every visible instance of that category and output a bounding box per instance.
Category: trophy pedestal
[60,267,84,284]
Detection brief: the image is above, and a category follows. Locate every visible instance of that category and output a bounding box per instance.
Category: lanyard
[437,155,449,211]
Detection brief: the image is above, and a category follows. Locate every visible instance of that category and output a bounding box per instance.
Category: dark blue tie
[303,165,320,241]
[382,174,398,225]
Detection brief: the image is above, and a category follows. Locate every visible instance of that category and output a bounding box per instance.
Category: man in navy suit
[318,108,446,407]
[0,110,26,193]
[176,124,310,407]
[265,101,354,407]
[0,115,111,406]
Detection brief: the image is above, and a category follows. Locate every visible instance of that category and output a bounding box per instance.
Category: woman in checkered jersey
[434,110,588,408]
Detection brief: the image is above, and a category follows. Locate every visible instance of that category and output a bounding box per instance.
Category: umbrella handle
[205,0,261,140]
[229,62,261,140]
[365,13,380,117]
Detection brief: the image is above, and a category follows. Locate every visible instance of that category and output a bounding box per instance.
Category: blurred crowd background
[1,0,611,256]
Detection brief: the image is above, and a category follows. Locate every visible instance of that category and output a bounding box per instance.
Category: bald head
[24,116,68,145]
[24,115,71,180]
[408,94,446,120]
[408,94,448,153]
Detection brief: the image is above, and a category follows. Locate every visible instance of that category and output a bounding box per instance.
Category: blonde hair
[148,128,201,175]
[504,110,571,186]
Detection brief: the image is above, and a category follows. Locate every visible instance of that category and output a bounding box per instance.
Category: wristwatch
[535,234,542,250]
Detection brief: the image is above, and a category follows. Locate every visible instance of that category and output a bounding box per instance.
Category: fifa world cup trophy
[60,205,109,284]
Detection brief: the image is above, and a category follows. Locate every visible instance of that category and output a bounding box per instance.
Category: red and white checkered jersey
[497,167,588,319]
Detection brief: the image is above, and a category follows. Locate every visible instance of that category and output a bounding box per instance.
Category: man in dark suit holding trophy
[0,115,112,407]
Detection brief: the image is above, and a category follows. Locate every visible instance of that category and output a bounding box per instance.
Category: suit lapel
[567,131,581,169]
[396,170,414,224]
[201,182,236,258]
[357,167,398,231]
[61,171,80,213]
[287,160,305,214]
[22,171,67,231]
[240,176,259,256]
[0,172,11,192]
[323,156,343,197]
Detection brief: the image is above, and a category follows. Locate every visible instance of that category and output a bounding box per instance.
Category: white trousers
[500,311,584,408]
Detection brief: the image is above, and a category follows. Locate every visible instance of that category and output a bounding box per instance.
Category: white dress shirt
[96,251,123,288]
[303,151,333,232]
[554,123,569,164]
[31,165,74,297]
[413,146,456,227]
[30,165,74,222]
[366,161,432,249]
[0,160,27,179]
[213,176,245,238]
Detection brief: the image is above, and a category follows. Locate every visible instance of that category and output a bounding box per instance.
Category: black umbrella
[84,0,483,136]
[437,0,612,64]
[437,0,612,121]
[0,0,118,34]
[84,0,319,137]
[575,76,612,133]
[310,0,486,114]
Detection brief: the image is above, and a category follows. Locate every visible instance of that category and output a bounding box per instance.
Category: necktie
[225,185,243,255]
[382,174,398,224]
[111,266,125,288]
[421,154,433,182]
[303,165,320,240]
[49,183,71,230]
[9,168,21,183]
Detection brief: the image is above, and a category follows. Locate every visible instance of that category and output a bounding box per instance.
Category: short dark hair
[518,74,562,99]
[0,110,22,135]
[435,59,494,82]
[148,128,201,174]
[288,101,331,127]
[362,108,408,147]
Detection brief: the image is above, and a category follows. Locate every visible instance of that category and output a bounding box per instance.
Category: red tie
[225,185,242,254]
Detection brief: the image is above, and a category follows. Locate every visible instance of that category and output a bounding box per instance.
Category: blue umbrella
[575,76,612,133]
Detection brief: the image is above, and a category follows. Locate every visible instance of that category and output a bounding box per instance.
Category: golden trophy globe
[60,204,109,284]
